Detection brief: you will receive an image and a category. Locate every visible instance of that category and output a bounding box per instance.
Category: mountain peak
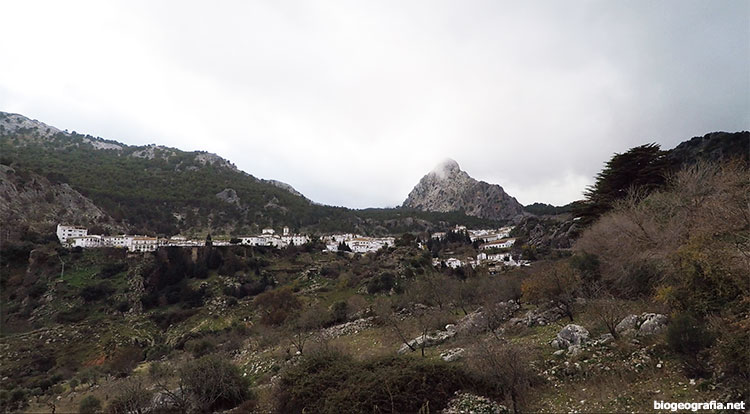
[403,160,524,220]
[431,158,461,179]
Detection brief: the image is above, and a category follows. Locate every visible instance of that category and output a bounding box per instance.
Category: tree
[337,241,351,252]
[521,261,581,321]
[374,297,417,353]
[468,340,536,414]
[577,143,668,225]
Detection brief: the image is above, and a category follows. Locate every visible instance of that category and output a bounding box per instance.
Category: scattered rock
[398,328,457,354]
[321,317,374,339]
[510,304,565,327]
[596,333,615,346]
[440,348,465,362]
[442,391,509,414]
[567,345,583,356]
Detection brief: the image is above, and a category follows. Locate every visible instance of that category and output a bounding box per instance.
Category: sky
[1,1,748,208]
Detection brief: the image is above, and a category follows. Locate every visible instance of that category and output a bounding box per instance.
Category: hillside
[403,159,525,221]
[0,112,502,242]
[0,125,747,413]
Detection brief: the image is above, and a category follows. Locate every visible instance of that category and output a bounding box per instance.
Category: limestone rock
[402,159,524,221]
[397,328,457,354]
[440,348,465,362]
[552,324,589,350]
[616,313,668,337]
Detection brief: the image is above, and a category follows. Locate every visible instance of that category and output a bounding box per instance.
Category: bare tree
[374,297,416,353]
[468,339,535,414]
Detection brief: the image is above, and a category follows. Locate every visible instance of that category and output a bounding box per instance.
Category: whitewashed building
[56,224,88,244]
[479,238,516,250]
[102,235,133,249]
[131,236,158,252]
[70,235,102,248]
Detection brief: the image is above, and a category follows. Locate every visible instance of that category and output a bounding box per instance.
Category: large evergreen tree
[577,143,668,225]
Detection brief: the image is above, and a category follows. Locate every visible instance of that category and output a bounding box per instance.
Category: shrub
[254,288,301,326]
[80,283,115,302]
[179,354,251,412]
[467,340,537,414]
[55,306,88,323]
[366,272,396,294]
[521,261,580,321]
[107,378,152,414]
[667,313,714,378]
[329,301,348,325]
[275,350,481,413]
[79,395,102,413]
[105,346,144,378]
[710,318,750,397]
[184,338,215,358]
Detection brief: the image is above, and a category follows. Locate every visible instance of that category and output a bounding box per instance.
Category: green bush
[329,301,348,325]
[667,313,714,377]
[79,395,102,413]
[366,273,396,294]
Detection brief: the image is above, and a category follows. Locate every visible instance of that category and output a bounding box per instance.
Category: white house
[70,235,102,248]
[57,224,87,244]
[282,234,310,246]
[131,236,158,252]
[479,238,516,250]
[445,258,464,269]
[102,235,133,249]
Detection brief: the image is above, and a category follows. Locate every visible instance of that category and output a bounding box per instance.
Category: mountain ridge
[0,112,503,242]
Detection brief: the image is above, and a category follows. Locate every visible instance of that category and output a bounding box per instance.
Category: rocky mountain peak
[430,158,461,179]
[403,159,524,221]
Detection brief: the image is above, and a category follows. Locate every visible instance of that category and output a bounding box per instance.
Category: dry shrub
[575,161,749,310]
[275,349,480,414]
[521,261,581,321]
[466,340,538,414]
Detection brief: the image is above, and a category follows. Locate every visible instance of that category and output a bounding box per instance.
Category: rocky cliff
[402,159,524,221]
[0,164,125,244]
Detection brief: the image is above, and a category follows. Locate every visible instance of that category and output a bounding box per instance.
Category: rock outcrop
[615,313,668,337]
[403,159,524,221]
[551,324,590,350]
[0,164,124,244]
[397,324,457,354]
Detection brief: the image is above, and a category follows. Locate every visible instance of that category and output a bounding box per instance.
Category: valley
[1,113,748,413]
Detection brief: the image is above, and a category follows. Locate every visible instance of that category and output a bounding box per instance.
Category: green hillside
[0,112,501,237]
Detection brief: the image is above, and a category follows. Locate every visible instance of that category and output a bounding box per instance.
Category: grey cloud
[0,0,747,208]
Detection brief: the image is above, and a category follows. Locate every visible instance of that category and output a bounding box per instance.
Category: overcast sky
[1,1,748,208]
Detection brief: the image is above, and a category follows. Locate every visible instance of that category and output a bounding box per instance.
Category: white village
[56,223,526,269]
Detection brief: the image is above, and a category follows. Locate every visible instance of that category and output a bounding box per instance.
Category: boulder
[456,309,487,336]
[615,314,640,335]
[638,313,668,335]
[552,324,589,349]
[616,313,668,337]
